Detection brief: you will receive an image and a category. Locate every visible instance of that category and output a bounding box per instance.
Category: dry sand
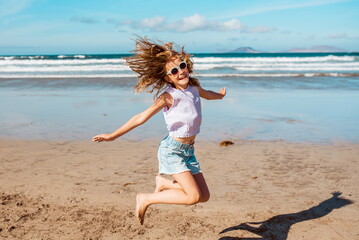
[0,138,358,239]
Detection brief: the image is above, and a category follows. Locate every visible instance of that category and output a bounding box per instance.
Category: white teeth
[179,75,187,80]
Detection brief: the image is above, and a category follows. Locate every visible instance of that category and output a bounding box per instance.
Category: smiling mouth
[179,74,188,80]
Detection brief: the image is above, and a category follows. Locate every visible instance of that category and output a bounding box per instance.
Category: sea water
[0,53,358,142]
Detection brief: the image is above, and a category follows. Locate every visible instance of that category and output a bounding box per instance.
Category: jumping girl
[92,37,226,225]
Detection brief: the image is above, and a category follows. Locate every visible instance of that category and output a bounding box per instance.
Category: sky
[0,0,358,55]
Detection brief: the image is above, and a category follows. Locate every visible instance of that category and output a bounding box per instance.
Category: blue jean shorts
[157,136,201,175]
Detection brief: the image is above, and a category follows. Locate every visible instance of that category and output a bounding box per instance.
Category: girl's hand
[219,87,226,98]
[92,133,114,142]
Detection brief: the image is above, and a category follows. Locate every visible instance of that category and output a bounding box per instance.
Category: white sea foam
[1,54,358,78]
[232,67,359,71]
[3,65,358,73]
[193,55,356,63]
[197,73,358,77]
[1,72,357,78]
[0,65,131,72]
[0,74,136,78]
[74,55,86,59]
[1,60,359,72]
[0,58,126,65]
[193,62,359,70]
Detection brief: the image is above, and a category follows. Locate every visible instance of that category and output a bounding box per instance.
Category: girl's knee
[187,191,200,204]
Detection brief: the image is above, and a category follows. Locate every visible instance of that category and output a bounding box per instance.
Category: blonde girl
[92,37,226,225]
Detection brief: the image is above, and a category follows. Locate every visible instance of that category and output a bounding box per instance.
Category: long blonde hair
[125,37,199,98]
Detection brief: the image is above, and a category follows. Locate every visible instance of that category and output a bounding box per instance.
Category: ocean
[1,52,359,142]
[1,52,359,78]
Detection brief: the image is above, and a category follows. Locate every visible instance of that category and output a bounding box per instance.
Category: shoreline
[1,135,358,145]
[1,138,358,239]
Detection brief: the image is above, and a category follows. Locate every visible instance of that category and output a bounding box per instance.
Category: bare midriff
[172,135,196,144]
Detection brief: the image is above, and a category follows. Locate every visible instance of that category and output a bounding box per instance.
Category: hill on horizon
[228,47,263,53]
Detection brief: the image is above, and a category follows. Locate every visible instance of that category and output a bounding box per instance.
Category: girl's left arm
[198,86,226,100]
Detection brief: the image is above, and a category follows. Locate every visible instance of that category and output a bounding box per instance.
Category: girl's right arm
[92,92,171,142]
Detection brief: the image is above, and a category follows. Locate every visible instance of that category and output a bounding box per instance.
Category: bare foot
[136,194,149,225]
[155,175,165,193]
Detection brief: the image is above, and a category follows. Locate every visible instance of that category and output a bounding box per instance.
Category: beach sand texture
[0,139,358,239]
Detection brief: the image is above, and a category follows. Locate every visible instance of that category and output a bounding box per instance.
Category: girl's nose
[178,68,185,75]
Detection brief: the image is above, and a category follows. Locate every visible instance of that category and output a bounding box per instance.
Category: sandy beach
[1,0,359,238]
[1,138,358,239]
[1,52,359,239]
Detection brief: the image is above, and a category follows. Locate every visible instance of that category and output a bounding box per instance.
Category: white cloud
[120,14,247,33]
[222,19,243,31]
[120,16,166,31]
[120,14,278,34]
[140,16,166,28]
[180,14,207,32]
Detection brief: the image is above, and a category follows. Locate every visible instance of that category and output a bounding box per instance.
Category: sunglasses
[166,61,187,76]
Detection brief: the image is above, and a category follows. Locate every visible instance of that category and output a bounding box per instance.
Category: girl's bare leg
[154,175,181,193]
[136,171,201,225]
[193,172,210,202]
[155,173,210,202]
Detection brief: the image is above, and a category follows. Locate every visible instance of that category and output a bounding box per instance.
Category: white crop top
[163,85,202,138]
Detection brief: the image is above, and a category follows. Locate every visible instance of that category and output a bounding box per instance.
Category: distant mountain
[228,47,263,53]
[286,45,347,53]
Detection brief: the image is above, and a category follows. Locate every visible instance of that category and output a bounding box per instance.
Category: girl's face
[164,57,189,90]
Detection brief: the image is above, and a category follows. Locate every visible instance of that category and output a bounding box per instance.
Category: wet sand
[1,138,358,239]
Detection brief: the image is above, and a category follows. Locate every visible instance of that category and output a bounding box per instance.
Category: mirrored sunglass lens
[180,62,186,69]
[171,68,179,75]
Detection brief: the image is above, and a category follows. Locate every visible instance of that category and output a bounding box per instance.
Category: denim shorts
[157,135,201,175]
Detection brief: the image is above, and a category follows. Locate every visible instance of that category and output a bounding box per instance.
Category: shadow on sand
[219,192,353,240]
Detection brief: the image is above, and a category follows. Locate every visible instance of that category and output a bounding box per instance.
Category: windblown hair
[125,37,199,98]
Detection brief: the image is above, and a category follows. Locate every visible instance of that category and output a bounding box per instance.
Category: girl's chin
[174,82,189,90]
